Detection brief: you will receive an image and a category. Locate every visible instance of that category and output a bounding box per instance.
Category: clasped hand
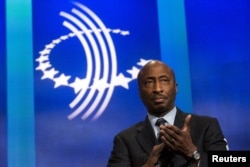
[159,115,197,158]
[144,115,197,167]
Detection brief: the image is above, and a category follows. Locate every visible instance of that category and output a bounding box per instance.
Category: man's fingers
[152,143,165,155]
[182,114,192,132]
[156,143,165,152]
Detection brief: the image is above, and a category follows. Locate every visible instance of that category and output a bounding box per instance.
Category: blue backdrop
[1,0,250,167]
[33,1,160,166]
[185,0,250,150]
[0,1,7,167]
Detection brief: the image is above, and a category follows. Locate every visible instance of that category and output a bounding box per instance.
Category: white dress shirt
[148,106,177,138]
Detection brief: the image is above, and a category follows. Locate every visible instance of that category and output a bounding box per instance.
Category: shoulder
[188,113,223,134]
[191,113,218,122]
[177,108,219,124]
[116,121,145,137]
[190,113,220,126]
[177,108,221,129]
[110,121,146,146]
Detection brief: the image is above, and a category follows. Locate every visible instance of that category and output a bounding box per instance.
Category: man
[107,60,228,167]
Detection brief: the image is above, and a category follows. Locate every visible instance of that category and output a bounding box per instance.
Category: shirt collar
[148,107,177,137]
[148,106,177,125]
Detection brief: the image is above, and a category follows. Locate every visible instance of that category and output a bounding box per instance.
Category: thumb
[182,114,192,132]
[152,143,165,156]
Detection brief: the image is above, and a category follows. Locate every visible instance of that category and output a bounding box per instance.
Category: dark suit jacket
[107,108,228,167]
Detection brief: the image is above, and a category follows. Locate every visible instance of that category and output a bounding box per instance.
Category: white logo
[35,2,151,120]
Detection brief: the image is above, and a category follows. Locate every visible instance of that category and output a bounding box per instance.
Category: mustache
[151,94,167,99]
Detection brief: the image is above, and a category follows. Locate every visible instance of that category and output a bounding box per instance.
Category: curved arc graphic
[36,2,134,121]
[74,2,118,120]
[71,8,111,119]
[60,11,100,119]
[61,12,109,120]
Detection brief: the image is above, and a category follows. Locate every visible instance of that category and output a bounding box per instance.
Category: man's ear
[175,83,178,93]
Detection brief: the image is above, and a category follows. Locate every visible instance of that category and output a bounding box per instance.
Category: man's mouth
[153,96,166,103]
[154,98,164,103]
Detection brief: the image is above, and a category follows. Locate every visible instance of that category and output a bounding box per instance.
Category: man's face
[138,61,177,116]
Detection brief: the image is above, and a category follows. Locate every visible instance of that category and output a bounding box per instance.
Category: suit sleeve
[203,117,228,151]
[197,117,228,167]
[107,134,132,167]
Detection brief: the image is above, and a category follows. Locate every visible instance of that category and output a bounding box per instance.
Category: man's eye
[161,78,170,83]
[145,80,153,86]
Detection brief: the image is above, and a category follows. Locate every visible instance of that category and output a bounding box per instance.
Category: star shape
[112,73,132,89]
[121,31,130,36]
[60,35,69,40]
[53,73,71,88]
[52,39,61,44]
[35,55,49,63]
[137,58,152,67]
[36,61,51,71]
[69,33,75,37]
[69,77,89,94]
[112,29,121,34]
[41,68,59,80]
[45,43,55,49]
[106,28,112,33]
[39,49,51,56]
[91,78,110,91]
[126,66,140,79]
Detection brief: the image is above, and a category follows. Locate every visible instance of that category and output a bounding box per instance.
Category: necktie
[155,118,168,166]
[155,118,167,143]
[155,118,167,127]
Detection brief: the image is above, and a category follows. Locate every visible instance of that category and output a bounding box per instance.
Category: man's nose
[153,81,163,92]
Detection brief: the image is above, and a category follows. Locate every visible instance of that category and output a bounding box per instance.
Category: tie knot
[155,118,167,127]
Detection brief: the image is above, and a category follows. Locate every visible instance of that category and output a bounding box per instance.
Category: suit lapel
[173,108,188,129]
[134,109,189,156]
[135,117,157,155]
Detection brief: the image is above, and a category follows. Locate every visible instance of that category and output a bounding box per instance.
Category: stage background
[185,0,250,150]
[0,0,7,167]
[2,0,250,167]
